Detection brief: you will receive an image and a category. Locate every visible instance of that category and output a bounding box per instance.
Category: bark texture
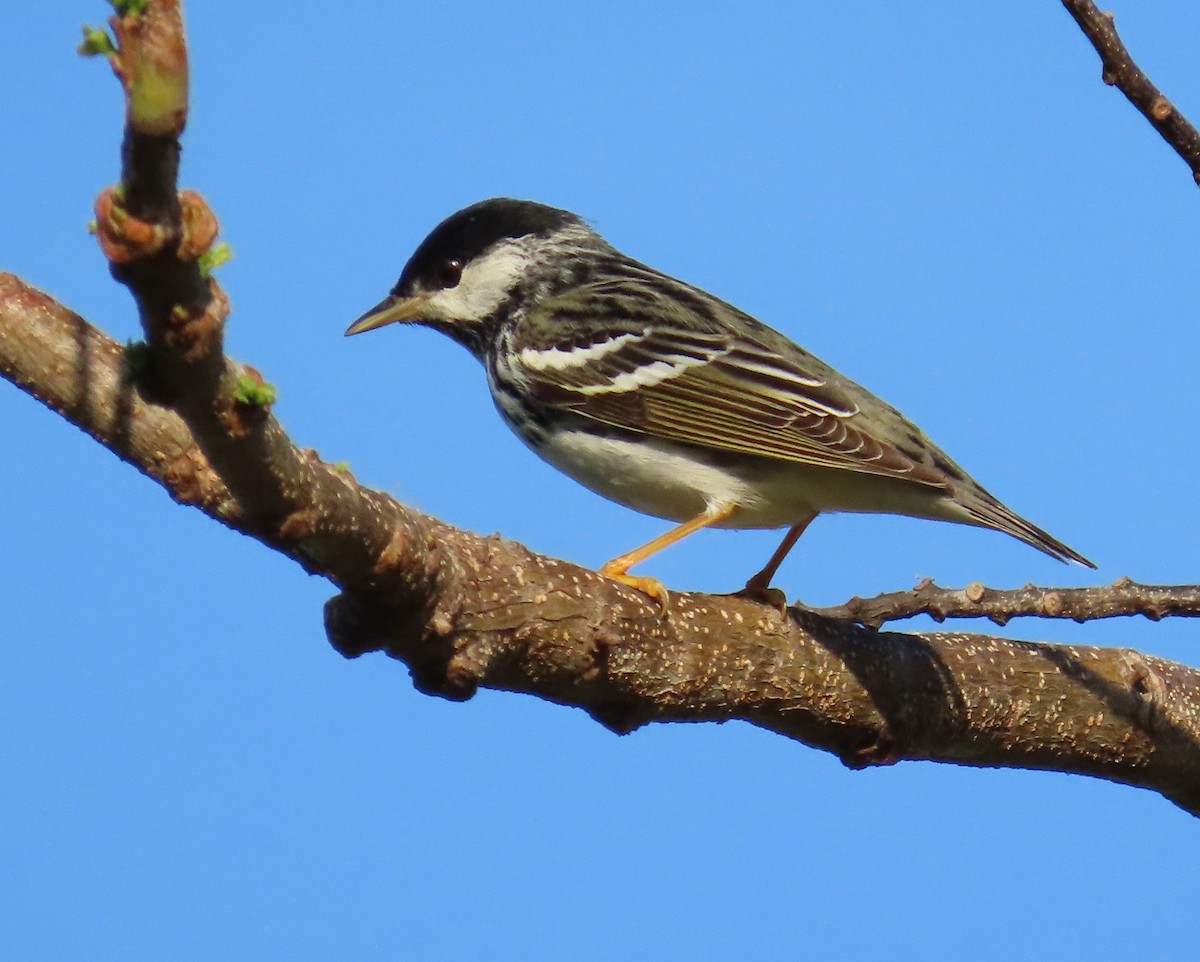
[2,1,1198,816]
[3,273,1199,815]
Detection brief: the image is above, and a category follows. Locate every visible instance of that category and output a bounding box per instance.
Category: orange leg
[741,515,816,600]
[600,504,738,605]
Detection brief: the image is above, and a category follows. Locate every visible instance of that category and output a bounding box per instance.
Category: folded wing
[510,280,948,490]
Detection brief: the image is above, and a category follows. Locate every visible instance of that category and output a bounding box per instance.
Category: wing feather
[510,278,948,489]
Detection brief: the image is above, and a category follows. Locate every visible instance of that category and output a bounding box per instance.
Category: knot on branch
[322,521,478,700]
[1121,650,1167,723]
[324,590,474,701]
[94,186,220,269]
[95,186,172,264]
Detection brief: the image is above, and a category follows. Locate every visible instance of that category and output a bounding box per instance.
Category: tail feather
[961,491,1095,569]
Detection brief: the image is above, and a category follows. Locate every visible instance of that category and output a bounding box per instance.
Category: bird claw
[733,574,790,613]
[599,566,671,615]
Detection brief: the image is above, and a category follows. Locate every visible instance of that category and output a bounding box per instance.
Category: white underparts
[534,427,758,525]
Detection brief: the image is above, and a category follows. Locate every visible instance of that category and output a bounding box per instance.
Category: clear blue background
[3,3,1197,958]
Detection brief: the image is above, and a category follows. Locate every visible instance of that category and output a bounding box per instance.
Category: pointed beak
[344,293,430,336]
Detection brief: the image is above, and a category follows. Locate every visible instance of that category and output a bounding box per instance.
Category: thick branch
[3,274,1199,815]
[4,0,1197,818]
[1062,0,1200,184]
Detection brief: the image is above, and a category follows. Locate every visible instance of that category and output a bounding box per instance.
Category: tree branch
[1062,0,1200,184]
[3,1,1198,816]
[3,272,1200,815]
[814,578,1200,629]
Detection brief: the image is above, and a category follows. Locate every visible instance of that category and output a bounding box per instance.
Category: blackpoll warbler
[347,198,1092,601]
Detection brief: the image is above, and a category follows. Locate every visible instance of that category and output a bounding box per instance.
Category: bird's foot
[733,572,790,613]
[599,563,670,614]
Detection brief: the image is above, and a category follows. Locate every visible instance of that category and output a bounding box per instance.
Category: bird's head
[345,198,590,350]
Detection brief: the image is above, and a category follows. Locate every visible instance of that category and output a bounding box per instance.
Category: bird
[345,197,1093,603]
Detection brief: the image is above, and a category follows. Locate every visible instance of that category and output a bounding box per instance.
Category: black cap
[394,198,582,296]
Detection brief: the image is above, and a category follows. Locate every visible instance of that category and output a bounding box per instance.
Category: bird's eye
[436,259,463,289]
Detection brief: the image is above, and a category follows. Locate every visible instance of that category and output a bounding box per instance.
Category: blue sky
[3,2,1198,958]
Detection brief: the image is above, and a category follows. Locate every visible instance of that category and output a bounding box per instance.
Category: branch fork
[2,0,1198,814]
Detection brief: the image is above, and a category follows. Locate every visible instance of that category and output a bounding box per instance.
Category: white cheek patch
[426,241,532,324]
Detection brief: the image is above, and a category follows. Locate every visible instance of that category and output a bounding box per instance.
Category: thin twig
[1062,0,1200,184]
[815,577,1200,629]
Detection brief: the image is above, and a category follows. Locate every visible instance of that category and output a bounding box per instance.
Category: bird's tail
[961,489,1095,568]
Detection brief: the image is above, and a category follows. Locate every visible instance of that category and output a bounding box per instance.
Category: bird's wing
[507,278,952,489]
